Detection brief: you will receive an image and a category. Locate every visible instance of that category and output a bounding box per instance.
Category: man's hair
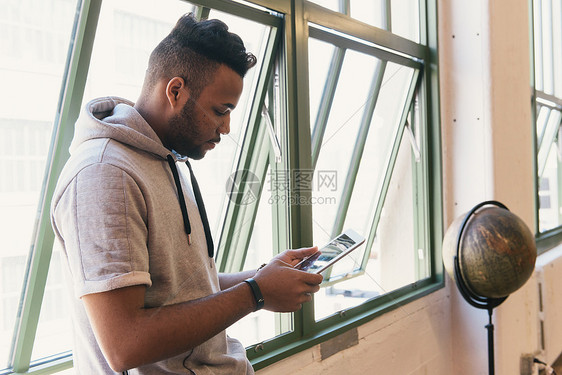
[145,13,257,99]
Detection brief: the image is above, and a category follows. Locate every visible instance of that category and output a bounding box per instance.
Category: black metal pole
[486,307,495,375]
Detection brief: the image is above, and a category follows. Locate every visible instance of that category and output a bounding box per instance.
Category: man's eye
[215,107,232,116]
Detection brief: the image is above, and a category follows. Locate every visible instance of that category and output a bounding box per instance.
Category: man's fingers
[283,246,319,262]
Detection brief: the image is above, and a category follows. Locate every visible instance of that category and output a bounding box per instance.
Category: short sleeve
[53,163,151,297]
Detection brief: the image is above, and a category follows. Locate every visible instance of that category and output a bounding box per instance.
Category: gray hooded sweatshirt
[51,96,251,374]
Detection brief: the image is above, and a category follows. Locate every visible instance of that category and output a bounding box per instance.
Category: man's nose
[218,116,230,135]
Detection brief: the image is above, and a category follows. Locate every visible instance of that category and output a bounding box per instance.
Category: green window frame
[1,0,442,373]
[243,2,442,369]
[532,0,562,252]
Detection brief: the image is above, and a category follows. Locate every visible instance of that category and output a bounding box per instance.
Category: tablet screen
[298,232,362,273]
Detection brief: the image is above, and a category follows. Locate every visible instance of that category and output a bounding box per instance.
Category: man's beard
[167,99,205,159]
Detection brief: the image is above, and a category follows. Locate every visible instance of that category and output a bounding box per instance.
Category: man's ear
[165,77,190,109]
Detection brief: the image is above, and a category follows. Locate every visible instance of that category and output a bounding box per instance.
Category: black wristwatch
[244,278,265,311]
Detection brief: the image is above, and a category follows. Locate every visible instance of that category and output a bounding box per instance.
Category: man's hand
[253,247,323,312]
[275,246,320,268]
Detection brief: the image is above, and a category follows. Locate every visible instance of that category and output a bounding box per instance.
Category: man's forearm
[218,269,256,290]
[82,283,255,372]
[82,248,322,372]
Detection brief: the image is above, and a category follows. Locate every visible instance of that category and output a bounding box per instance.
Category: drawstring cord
[166,154,214,257]
[118,156,209,375]
[166,154,193,245]
[185,159,214,258]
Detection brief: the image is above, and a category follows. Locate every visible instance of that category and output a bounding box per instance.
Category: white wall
[259,0,549,374]
[535,246,562,365]
[442,0,537,374]
[258,288,453,375]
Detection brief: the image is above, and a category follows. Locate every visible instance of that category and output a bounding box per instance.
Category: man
[51,13,323,374]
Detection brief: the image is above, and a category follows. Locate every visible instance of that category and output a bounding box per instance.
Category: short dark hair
[145,13,257,99]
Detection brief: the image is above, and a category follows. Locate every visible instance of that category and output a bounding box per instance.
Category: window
[306,0,420,42]
[1,0,441,373]
[0,0,78,372]
[308,26,424,320]
[533,0,562,251]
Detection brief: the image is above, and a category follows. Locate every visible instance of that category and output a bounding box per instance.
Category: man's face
[168,64,243,159]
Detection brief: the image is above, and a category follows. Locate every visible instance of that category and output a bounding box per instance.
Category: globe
[442,204,537,299]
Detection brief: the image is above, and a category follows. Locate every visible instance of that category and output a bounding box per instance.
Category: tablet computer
[295,229,365,274]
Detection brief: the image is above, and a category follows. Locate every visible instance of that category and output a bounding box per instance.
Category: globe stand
[453,200,509,375]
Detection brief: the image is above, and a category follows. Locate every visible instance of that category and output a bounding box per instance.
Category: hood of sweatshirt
[67,96,213,257]
[69,96,188,162]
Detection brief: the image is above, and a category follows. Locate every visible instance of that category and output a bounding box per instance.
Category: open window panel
[224,160,295,347]
[221,85,294,346]
[220,36,295,346]
[307,24,429,321]
[223,94,299,346]
[536,102,562,233]
[175,6,282,251]
[533,0,562,238]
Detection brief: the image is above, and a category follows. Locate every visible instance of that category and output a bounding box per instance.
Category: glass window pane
[541,109,560,160]
[534,0,544,91]
[538,108,561,175]
[538,146,558,232]
[0,255,27,367]
[0,0,78,368]
[309,38,337,134]
[315,133,416,320]
[536,105,551,145]
[244,167,274,271]
[191,10,271,239]
[309,28,420,319]
[227,165,292,346]
[541,0,554,95]
[308,0,340,13]
[30,244,72,362]
[538,110,562,232]
[534,0,562,236]
[311,49,381,244]
[366,134,418,292]
[350,0,385,29]
[389,0,420,42]
[342,63,415,238]
[309,0,419,41]
[554,0,562,98]
[83,0,191,101]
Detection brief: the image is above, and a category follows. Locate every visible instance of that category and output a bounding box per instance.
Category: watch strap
[244,278,264,311]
